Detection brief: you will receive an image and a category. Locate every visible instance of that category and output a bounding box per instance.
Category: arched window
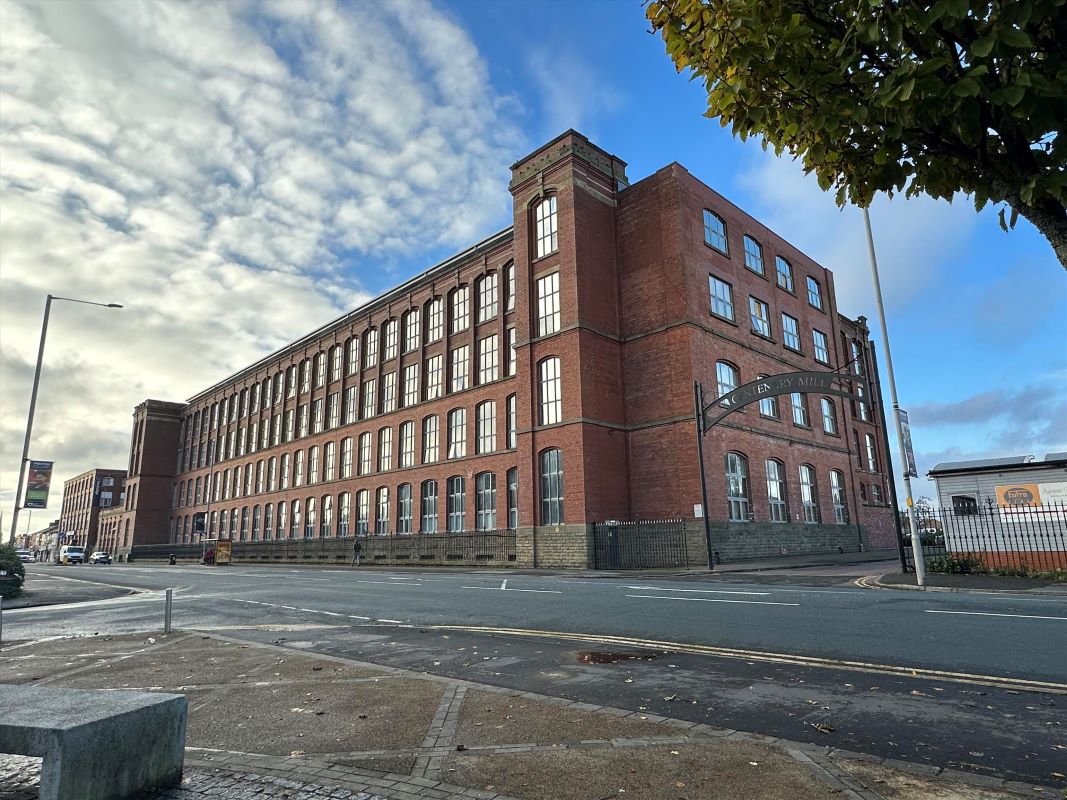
[859,483,868,502]
[330,344,343,382]
[363,327,379,368]
[450,286,470,334]
[403,308,421,353]
[422,416,439,464]
[308,445,320,484]
[478,272,498,322]
[765,459,788,522]
[447,476,466,532]
[375,487,390,535]
[299,358,310,394]
[294,449,305,487]
[305,497,317,539]
[421,480,438,533]
[229,508,238,538]
[314,351,326,387]
[830,470,848,524]
[281,452,291,489]
[251,505,261,540]
[757,376,778,418]
[341,437,353,478]
[426,297,444,343]
[871,484,883,505]
[447,409,466,459]
[476,472,497,531]
[277,501,287,540]
[535,195,558,258]
[378,427,393,471]
[743,235,764,275]
[399,421,415,467]
[337,493,351,537]
[358,432,372,475]
[703,209,728,252]
[476,401,496,454]
[507,467,518,529]
[397,484,413,534]
[799,465,820,523]
[540,448,564,525]
[865,434,878,471]
[539,357,562,425]
[716,361,739,399]
[821,398,837,435]
[725,453,749,522]
[290,499,302,539]
[263,504,273,541]
[321,495,333,537]
[346,336,360,376]
[356,490,369,535]
[267,456,277,492]
[323,441,336,481]
[383,318,399,361]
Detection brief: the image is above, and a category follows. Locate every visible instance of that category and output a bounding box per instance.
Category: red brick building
[118,131,896,566]
[58,467,126,552]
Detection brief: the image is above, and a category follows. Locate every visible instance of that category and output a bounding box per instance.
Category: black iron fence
[131,530,516,567]
[592,519,689,569]
[901,503,1067,573]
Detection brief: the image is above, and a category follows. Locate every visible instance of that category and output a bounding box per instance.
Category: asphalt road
[4,563,1066,786]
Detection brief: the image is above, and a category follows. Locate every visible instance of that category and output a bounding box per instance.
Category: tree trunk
[1015,197,1067,271]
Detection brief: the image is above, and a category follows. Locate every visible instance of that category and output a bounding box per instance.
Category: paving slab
[0,633,177,684]
[453,688,669,747]
[835,760,1023,800]
[445,741,843,800]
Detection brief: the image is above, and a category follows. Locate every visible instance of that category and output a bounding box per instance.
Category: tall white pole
[863,208,926,587]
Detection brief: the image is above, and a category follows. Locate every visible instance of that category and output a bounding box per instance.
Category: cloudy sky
[1,0,1064,532]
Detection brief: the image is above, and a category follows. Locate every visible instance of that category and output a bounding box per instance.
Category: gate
[592,519,688,569]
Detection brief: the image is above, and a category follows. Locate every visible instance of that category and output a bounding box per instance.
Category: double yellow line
[428,624,1067,694]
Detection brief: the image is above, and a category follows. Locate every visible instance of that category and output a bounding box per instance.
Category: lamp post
[8,294,123,544]
[862,209,926,587]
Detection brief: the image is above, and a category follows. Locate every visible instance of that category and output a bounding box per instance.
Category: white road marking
[501,578,508,590]
[625,594,799,607]
[925,610,1067,621]
[461,586,563,594]
[625,585,769,596]
[319,611,342,617]
[377,618,403,624]
[348,615,371,620]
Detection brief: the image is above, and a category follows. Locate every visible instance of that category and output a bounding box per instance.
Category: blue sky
[0,0,1064,524]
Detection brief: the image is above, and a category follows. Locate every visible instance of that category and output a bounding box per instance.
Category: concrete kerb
[855,573,1067,596]
[186,629,1061,799]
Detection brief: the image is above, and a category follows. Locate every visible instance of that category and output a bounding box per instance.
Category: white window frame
[447,408,466,459]
[478,334,499,384]
[536,272,561,336]
[535,196,558,258]
[476,401,496,454]
[478,272,498,322]
[422,415,439,464]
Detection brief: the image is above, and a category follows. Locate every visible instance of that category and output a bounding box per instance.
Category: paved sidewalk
[863,572,1067,595]
[0,631,1061,799]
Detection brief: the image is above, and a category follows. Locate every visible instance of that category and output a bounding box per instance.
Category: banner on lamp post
[897,410,918,478]
[24,460,54,509]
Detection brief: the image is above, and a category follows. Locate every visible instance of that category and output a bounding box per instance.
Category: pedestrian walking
[352,540,362,566]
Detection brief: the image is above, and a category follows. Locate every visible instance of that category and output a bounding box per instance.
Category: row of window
[724,454,875,524]
[174,398,524,507]
[171,449,566,542]
[703,209,823,309]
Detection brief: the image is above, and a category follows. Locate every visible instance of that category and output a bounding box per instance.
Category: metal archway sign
[700,370,864,431]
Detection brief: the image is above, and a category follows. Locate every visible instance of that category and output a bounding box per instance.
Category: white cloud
[0,0,523,527]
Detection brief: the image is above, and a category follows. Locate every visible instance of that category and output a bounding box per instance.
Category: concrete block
[0,685,186,800]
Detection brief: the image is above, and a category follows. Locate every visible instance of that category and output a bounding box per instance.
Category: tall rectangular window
[331,345,342,382]
[312,398,324,433]
[506,327,516,376]
[427,298,444,343]
[447,408,466,459]
[364,328,378,368]
[338,492,351,537]
[476,401,496,454]
[830,470,849,524]
[451,286,470,334]
[505,262,515,311]
[403,364,419,407]
[821,398,837,434]
[377,427,392,471]
[807,276,823,310]
[323,441,336,481]
[396,484,413,534]
[856,384,871,421]
[383,319,399,361]
[284,410,295,443]
[506,394,517,449]
[358,433,372,475]
[800,465,820,523]
[308,445,320,484]
[281,453,291,489]
[399,421,415,467]
[447,476,466,532]
[813,330,830,364]
[540,448,564,525]
[791,393,809,426]
[425,354,443,400]
[776,256,794,292]
[450,346,469,392]
[294,450,305,487]
[347,338,359,375]
[298,404,309,438]
[766,460,788,522]
[478,334,499,384]
[341,437,353,478]
[376,487,390,535]
[362,378,377,419]
[536,272,560,336]
[422,415,439,464]
[315,352,326,387]
[535,196,557,258]
[421,480,438,533]
[507,467,518,529]
[743,235,764,275]
[380,372,397,414]
[404,309,421,353]
[344,386,357,424]
[356,490,369,535]
[749,297,770,337]
[539,357,562,425]
[300,360,311,394]
[478,273,498,322]
[865,434,878,471]
[782,314,801,350]
[709,276,734,321]
[475,472,497,530]
[703,209,728,252]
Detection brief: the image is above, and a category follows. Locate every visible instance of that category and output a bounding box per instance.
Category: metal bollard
[164,588,173,634]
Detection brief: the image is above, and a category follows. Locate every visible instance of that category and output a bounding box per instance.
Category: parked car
[88,551,112,564]
[58,545,85,564]
[14,549,34,563]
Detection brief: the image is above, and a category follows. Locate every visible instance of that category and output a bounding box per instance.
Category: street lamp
[7,294,124,544]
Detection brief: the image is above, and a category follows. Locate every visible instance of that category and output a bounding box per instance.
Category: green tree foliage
[0,543,26,597]
[647,0,1067,269]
